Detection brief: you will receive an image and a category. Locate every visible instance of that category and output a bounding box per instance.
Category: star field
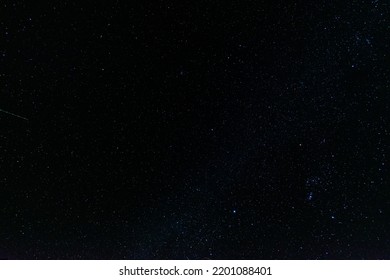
[0,0,389,259]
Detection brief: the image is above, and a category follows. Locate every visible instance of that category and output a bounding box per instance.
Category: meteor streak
[0,108,28,121]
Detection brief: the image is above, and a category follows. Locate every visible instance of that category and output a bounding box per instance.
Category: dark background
[0,0,389,259]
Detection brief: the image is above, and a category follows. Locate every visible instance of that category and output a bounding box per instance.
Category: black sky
[0,0,389,259]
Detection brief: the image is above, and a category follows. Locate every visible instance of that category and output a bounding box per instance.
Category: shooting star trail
[0,109,28,121]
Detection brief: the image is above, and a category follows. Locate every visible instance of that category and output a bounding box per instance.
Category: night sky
[1,1,389,259]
